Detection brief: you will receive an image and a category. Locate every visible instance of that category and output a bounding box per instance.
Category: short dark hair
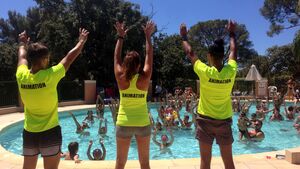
[208,39,224,59]
[27,43,49,64]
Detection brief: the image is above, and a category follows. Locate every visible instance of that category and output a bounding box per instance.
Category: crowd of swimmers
[63,79,300,163]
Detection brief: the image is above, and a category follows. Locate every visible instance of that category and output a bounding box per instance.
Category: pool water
[0,103,299,160]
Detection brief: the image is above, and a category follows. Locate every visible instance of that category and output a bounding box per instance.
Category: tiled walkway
[0,105,299,169]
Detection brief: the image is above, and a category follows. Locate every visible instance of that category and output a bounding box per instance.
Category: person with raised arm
[180,20,237,169]
[152,129,174,150]
[69,111,90,135]
[114,21,155,169]
[16,28,89,169]
[87,139,106,160]
[98,118,108,136]
[96,93,105,119]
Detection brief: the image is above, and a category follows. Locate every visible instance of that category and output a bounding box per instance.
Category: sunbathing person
[152,129,174,150]
[87,139,106,160]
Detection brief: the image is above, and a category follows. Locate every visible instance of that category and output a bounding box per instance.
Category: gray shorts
[116,125,151,138]
[23,126,62,157]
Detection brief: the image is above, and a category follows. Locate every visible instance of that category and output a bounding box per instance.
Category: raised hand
[180,24,188,37]
[18,31,30,45]
[79,28,89,43]
[142,21,156,38]
[114,22,128,38]
[226,20,236,33]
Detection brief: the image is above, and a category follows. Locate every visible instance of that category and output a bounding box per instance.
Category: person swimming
[61,142,80,163]
[294,115,300,133]
[152,129,174,150]
[84,110,97,123]
[270,107,284,121]
[69,112,90,135]
[87,139,106,160]
[237,112,250,140]
[249,121,264,141]
[98,118,108,136]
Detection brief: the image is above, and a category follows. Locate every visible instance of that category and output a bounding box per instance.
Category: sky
[1,0,299,55]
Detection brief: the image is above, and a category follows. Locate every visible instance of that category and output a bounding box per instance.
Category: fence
[0,81,19,107]
[0,81,84,108]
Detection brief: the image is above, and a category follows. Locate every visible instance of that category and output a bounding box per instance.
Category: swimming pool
[0,103,299,160]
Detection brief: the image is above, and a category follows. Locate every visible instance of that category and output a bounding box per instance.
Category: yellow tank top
[117,74,150,126]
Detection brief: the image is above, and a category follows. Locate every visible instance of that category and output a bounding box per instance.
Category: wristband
[181,35,188,41]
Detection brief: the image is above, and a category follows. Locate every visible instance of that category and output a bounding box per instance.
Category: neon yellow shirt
[194,59,237,119]
[16,64,65,132]
[117,74,150,126]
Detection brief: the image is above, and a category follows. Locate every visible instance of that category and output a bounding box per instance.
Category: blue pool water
[0,103,299,160]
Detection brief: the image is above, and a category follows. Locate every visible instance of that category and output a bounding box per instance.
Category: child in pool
[61,142,80,163]
[237,112,250,140]
[152,129,174,150]
[87,139,106,160]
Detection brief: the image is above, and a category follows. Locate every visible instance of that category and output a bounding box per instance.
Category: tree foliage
[188,19,257,67]
[260,0,300,36]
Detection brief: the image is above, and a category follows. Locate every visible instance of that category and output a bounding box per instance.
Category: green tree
[260,0,299,36]
[188,19,257,67]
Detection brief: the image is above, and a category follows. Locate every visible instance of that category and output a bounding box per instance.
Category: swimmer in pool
[69,112,90,135]
[87,139,106,160]
[98,118,108,136]
[237,112,251,140]
[61,142,80,163]
[152,129,174,150]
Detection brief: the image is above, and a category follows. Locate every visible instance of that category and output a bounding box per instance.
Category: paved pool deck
[0,104,299,169]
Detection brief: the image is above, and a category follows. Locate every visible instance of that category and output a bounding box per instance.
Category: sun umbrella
[245,64,262,97]
[245,64,262,81]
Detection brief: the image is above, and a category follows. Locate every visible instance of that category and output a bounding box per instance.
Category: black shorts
[23,125,62,157]
[195,114,234,145]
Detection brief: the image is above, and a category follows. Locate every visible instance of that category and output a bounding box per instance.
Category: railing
[57,80,84,102]
[0,81,19,107]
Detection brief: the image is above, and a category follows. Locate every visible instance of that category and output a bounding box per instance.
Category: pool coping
[0,104,299,169]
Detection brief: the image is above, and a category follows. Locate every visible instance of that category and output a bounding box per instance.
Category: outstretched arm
[152,130,161,146]
[227,20,237,61]
[168,130,175,146]
[142,21,155,80]
[114,22,128,79]
[100,139,106,160]
[68,112,81,129]
[87,140,94,160]
[104,119,108,134]
[180,24,198,65]
[60,28,89,71]
[18,31,30,66]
